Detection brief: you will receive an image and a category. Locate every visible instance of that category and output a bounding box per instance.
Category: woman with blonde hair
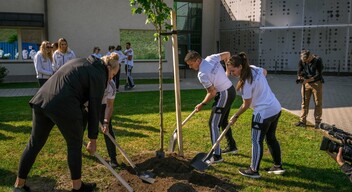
[226,52,285,178]
[52,38,76,72]
[33,41,53,86]
[14,53,119,192]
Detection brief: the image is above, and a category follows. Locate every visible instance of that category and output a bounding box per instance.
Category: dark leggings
[250,111,282,172]
[100,104,117,161]
[18,106,83,180]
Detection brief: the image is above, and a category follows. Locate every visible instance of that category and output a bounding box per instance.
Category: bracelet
[234,114,240,119]
[201,102,206,106]
[103,119,109,124]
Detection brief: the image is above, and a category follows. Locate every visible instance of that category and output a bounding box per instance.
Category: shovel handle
[100,122,138,169]
[182,109,197,126]
[202,115,236,161]
[83,142,134,192]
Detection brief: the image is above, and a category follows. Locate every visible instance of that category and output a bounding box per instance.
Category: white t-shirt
[22,49,28,59]
[102,80,116,104]
[124,48,134,67]
[198,54,233,92]
[239,65,281,120]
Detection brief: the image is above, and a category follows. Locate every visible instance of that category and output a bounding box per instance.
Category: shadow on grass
[0,168,68,191]
[213,157,351,191]
[0,122,31,136]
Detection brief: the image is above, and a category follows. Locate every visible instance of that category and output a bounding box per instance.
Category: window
[120,29,165,60]
[0,28,43,61]
[174,1,202,64]
[0,13,44,61]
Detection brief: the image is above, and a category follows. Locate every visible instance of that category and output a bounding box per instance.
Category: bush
[0,65,9,83]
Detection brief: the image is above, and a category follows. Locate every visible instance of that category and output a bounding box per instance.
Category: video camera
[319,123,352,162]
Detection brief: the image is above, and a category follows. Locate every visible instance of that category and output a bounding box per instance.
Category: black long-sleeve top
[29,57,108,139]
[297,57,323,82]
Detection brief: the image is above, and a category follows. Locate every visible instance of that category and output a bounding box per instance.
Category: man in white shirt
[185,51,238,164]
[124,42,135,90]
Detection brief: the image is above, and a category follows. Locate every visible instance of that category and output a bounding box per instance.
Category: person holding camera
[295,49,324,129]
[334,147,352,182]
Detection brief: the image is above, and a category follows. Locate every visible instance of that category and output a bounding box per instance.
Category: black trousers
[100,104,117,162]
[18,105,84,180]
[113,64,121,90]
[209,86,237,155]
[250,111,282,172]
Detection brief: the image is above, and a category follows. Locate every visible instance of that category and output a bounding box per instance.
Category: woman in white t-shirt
[226,52,285,179]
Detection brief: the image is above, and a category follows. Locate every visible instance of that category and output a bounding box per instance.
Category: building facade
[1,0,351,82]
[0,0,218,81]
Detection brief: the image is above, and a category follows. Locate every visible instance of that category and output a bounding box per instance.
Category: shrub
[0,65,9,83]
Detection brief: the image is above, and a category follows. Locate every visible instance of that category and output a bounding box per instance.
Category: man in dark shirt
[13,54,120,192]
[295,50,324,129]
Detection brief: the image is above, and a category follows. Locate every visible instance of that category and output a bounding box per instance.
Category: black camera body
[319,123,352,163]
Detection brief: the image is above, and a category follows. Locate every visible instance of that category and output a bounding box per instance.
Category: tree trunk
[158,27,164,153]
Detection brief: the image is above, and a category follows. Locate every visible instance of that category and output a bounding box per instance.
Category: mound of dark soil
[105,153,238,192]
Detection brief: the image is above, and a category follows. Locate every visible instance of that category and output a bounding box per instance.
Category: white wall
[47,0,174,74]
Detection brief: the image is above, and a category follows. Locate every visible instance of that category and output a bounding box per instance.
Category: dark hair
[226,52,252,91]
[301,49,310,60]
[108,45,115,51]
[126,42,131,46]
[116,45,122,51]
[184,50,201,63]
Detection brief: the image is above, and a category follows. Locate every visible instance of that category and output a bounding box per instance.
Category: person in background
[124,42,135,90]
[184,50,238,164]
[52,42,58,53]
[226,52,285,179]
[13,53,120,192]
[52,38,76,72]
[106,45,115,56]
[29,46,37,60]
[295,49,324,129]
[113,45,127,91]
[0,47,4,59]
[22,48,28,60]
[91,46,102,58]
[100,79,119,168]
[33,41,53,87]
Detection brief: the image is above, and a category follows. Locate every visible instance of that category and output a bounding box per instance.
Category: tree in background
[129,0,172,157]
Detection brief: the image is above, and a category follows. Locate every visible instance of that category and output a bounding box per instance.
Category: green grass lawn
[0,90,351,191]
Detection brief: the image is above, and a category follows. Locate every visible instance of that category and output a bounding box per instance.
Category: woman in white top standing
[52,38,76,72]
[33,41,54,87]
[226,52,285,178]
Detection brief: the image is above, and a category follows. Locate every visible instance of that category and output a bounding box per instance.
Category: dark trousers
[113,64,121,90]
[38,79,48,87]
[18,105,83,180]
[125,65,134,87]
[209,86,237,155]
[250,111,282,172]
[100,104,117,162]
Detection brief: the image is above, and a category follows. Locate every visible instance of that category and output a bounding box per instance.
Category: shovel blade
[139,173,155,184]
[168,129,177,152]
[190,153,210,171]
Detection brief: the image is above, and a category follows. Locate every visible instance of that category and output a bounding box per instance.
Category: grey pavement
[1,74,351,133]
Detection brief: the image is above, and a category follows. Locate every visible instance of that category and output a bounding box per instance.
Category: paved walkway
[1,74,351,133]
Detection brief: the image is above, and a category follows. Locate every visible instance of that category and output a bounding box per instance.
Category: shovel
[168,109,197,152]
[83,142,134,192]
[104,129,156,184]
[190,115,236,171]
